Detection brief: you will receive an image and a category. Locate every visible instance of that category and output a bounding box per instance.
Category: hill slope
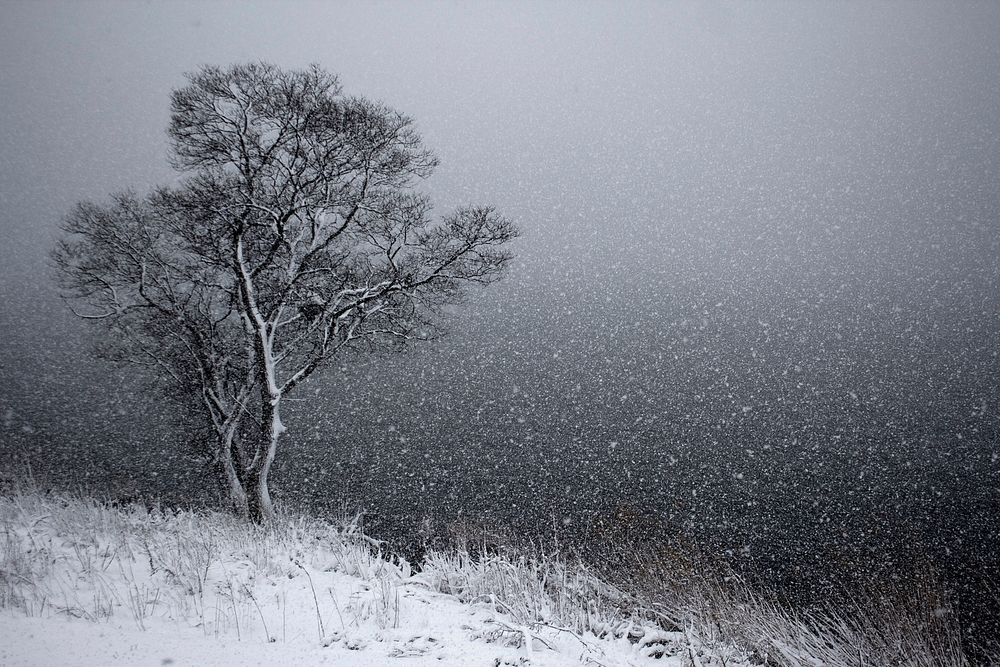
[0,490,742,666]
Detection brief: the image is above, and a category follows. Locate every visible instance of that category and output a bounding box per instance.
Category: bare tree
[54,192,258,515]
[55,63,519,523]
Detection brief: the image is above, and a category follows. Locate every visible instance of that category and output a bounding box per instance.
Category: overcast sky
[4,0,998,280]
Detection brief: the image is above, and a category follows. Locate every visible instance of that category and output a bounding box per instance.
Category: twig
[328,588,345,632]
[243,584,272,642]
[227,581,241,641]
[685,627,705,667]
[294,559,324,640]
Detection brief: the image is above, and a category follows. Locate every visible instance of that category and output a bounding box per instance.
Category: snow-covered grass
[620,547,994,667]
[0,485,736,665]
[0,483,993,666]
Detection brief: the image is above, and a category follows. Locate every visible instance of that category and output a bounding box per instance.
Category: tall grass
[0,480,387,641]
[1,480,995,666]
[420,546,633,635]
[607,542,998,667]
[416,520,998,666]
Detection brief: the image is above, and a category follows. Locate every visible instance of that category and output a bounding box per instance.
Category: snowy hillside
[0,489,756,667]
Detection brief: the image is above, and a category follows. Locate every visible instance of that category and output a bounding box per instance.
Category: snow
[0,591,599,666]
[0,491,712,666]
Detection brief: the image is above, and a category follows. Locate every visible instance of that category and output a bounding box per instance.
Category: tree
[54,63,519,523]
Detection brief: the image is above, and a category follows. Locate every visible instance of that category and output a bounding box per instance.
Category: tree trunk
[247,394,283,524]
[218,429,250,520]
[246,470,273,524]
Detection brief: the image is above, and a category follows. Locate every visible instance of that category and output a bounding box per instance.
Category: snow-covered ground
[0,577,641,667]
[4,489,979,666]
[0,491,732,667]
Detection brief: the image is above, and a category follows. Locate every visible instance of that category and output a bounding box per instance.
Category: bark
[247,385,283,525]
[217,426,250,520]
[246,473,271,524]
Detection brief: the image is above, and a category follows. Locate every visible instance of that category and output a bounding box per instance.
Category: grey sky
[4,1,998,281]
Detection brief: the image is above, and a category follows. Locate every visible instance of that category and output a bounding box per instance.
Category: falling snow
[1,1,999,663]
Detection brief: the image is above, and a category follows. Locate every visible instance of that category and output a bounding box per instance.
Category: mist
[2,0,998,653]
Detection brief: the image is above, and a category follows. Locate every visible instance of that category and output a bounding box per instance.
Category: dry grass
[420,546,634,636]
[616,544,997,667]
[2,480,995,666]
[0,481,387,640]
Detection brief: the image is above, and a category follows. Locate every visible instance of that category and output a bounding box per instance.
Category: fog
[2,0,999,651]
